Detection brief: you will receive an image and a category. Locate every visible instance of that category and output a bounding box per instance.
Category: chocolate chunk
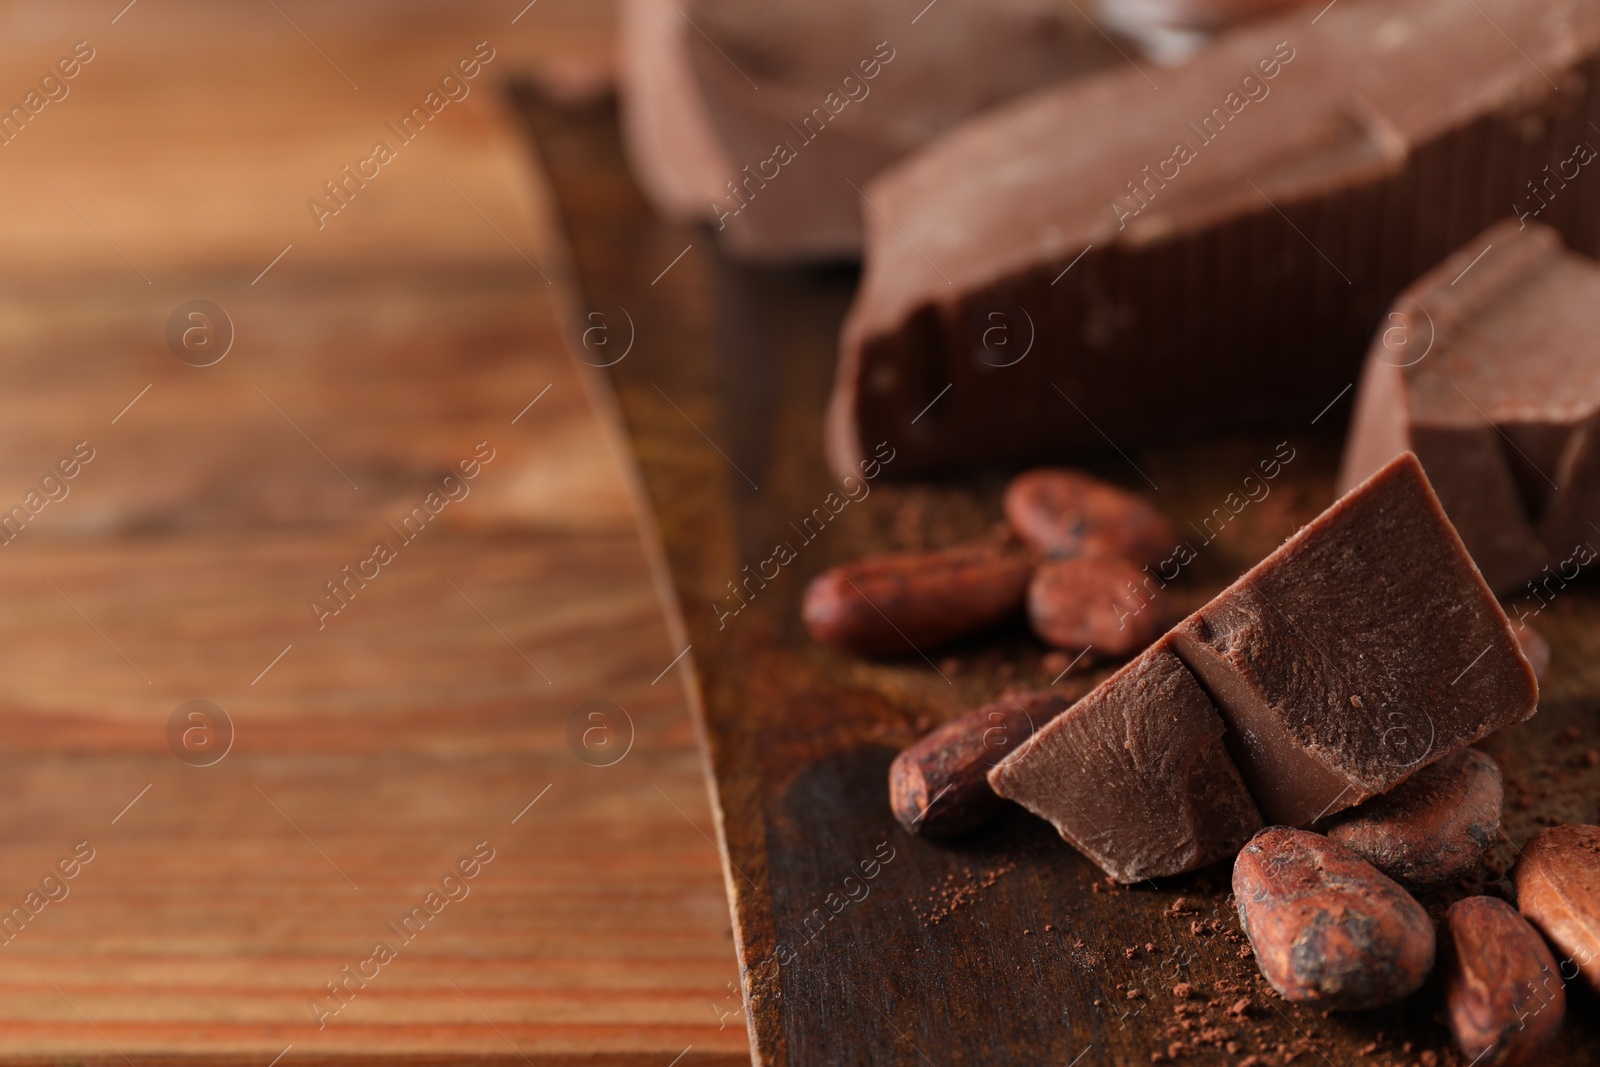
[618,0,1121,261]
[1325,748,1502,885]
[1234,828,1435,1011]
[890,691,1070,838]
[1340,220,1600,594]
[1514,823,1600,994]
[1441,896,1565,1067]
[1168,454,1537,826]
[1028,556,1173,659]
[801,546,1032,657]
[987,646,1262,883]
[1004,467,1178,567]
[991,453,1533,882]
[828,0,1600,480]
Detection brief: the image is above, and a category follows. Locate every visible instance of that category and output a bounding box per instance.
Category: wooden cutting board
[518,88,1600,1066]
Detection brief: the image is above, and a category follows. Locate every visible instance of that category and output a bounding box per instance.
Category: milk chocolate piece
[890,691,1070,839]
[991,453,1534,881]
[1169,454,1537,827]
[619,0,1121,261]
[1325,748,1502,885]
[988,646,1262,883]
[1340,220,1600,594]
[830,0,1600,480]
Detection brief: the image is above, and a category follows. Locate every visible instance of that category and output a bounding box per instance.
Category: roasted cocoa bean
[1514,624,1550,683]
[889,691,1071,838]
[1233,827,1435,1011]
[1441,896,1565,1067]
[1003,468,1177,567]
[801,546,1032,657]
[1325,748,1501,884]
[1027,556,1172,658]
[1515,823,1600,994]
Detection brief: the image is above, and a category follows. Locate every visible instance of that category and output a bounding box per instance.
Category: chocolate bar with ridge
[1339,219,1600,595]
[829,0,1600,480]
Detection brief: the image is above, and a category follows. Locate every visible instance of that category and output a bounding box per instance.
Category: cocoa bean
[1515,823,1600,994]
[889,691,1070,838]
[1514,624,1550,683]
[1003,468,1177,567]
[1027,556,1172,658]
[1233,827,1435,1011]
[1325,748,1501,885]
[801,546,1032,657]
[1441,896,1565,1067]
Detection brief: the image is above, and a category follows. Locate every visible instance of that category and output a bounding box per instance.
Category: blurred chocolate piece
[890,691,1070,838]
[1325,748,1502,885]
[829,0,1600,480]
[1100,0,1312,63]
[1340,221,1600,594]
[988,646,1262,883]
[1004,468,1177,566]
[1028,556,1172,659]
[1169,454,1537,827]
[619,0,1121,261]
[801,546,1031,657]
[1515,823,1600,994]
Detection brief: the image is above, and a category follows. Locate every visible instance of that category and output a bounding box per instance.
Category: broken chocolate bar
[618,0,1121,261]
[991,454,1536,882]
[1168,453,1537,826]
[829,0,1600,480]
[1339,220,1600,594]
[987,645,1262,883]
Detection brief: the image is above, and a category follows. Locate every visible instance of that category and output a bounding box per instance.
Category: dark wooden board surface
[518,91,1600,1067]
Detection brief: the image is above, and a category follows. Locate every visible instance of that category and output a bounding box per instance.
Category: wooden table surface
[0,2,748,1063]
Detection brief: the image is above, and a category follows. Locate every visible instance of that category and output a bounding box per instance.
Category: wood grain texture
[520,91,1600,1066]
[0,1,747,1062]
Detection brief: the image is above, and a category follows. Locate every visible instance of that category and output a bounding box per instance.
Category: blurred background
[0,1,751,1062]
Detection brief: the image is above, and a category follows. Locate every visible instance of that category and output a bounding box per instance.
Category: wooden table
[0,2,748,1062]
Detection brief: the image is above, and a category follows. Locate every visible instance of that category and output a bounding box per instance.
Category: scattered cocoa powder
[910,860,1017,926]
